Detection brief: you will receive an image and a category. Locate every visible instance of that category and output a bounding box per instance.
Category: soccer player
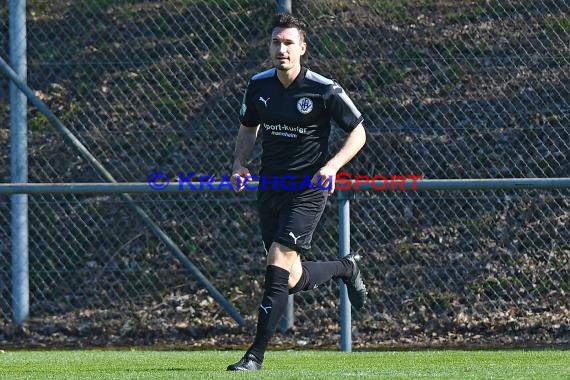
[227,13,367,371]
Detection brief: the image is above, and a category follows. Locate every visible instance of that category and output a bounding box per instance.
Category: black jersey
[239,66,363,177]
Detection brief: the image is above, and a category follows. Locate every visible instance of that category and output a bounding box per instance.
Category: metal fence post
[279,295,294,333]
[338,189,352,352]
[9,0,29,326]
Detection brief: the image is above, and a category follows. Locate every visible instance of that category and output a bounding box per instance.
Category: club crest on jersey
[297,97,313,114]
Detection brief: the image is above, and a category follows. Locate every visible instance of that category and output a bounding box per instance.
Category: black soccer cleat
[342,253,367,310]
[226,352,262,371]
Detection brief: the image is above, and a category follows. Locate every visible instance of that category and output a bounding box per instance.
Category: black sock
[289,259,352,294]
[247,265,290,362]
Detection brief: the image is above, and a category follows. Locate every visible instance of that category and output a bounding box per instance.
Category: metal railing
[2,178,569,350]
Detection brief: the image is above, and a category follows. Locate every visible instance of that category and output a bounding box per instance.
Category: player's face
[270,27,306,72]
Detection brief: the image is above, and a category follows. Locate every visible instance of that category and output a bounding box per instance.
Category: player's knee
[267,242,299,268]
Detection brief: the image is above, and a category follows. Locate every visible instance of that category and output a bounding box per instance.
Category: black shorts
[258,187,328,255]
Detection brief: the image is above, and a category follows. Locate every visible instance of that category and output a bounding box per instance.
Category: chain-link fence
[0,0,569,348]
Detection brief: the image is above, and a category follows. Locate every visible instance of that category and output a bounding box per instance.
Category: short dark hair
[272,13,307,42]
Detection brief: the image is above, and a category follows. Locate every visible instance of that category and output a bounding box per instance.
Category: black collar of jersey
[273,66,308,90]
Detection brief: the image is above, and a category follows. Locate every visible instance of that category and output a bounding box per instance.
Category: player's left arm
[312,82,367,194]
[312,122,366,194]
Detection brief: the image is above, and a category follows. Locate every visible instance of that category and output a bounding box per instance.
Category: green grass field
[1,349,569,379]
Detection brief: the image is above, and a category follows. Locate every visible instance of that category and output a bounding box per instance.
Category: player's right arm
[232,76,261,192]
[231,124,260,192]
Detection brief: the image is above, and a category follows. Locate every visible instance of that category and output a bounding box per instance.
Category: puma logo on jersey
[259,96,270,107]
[288,231,304,245]
[259,304,272,314]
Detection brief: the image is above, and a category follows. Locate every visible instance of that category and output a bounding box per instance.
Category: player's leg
[285,188,367,308]
[227,243,297,371]
[246,242,298,361]
[288,255,367,310]
[227,190,292,371]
